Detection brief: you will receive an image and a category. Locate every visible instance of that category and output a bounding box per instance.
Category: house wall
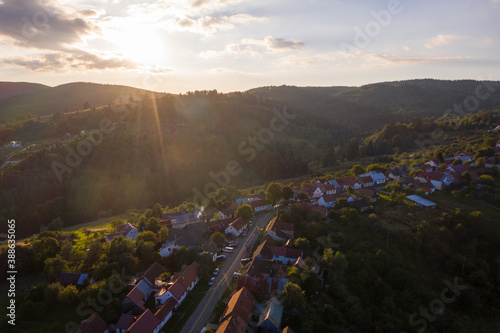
[160,244,180,257]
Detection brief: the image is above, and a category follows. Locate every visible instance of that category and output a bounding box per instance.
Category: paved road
[179,210,277,333]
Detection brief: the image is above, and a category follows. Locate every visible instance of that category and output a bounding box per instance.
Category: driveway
[179,210,276,333]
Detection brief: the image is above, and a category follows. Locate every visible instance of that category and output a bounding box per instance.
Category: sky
[0,0,499,93]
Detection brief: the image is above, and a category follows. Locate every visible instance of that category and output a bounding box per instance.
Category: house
[106,223,140,241]
[317,194,337,208]
[223,202,240,219]
[155,262,199,306]
[207,218,233,233]
[125,309,160,333]
[225,217,248,237]
[159,238,183,257]
[155,280,187,307]
[388,167,407,180]
[216,287,255,333]
[337,177,361,190]
[251,199,272,213]
[316,178,329,185]
[122,263,164,313]
[59,272,89,286]
[166,228,204,248]
[447,164,468,174]
[359,176,373,187]
[302,184,323,198]
[366,171,387,185]
[238,259,288,297]
[406,195,437,208]
[201,240,219,261]
[161,212,199,229]
[258,297,284,333]
[354,187,379,202]
[71,312,108,333]
[268,241,303,265]
[198,208,224,222]
[116,314,135,333]
[414,180,436,195]
[172,261,200,292]
[264,217,294,241]
[323,184,336,195]
[348,200,369,212]
[154,297,178,331]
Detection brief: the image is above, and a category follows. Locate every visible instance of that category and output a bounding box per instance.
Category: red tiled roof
[173,261,199,290]
[265,217,294,233]
[250,199,271,209]
[229,217,247,231]
[155,297,178,321]
[71,313,108,333]
[125,286,146,311]
[217,287,255,333]
[126,309,160,333]
[207,218,233,232]
[167,280,187,300]
[142,262,164,285]
[359,176,373,184]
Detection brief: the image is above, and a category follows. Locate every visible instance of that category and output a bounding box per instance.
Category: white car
[213,268,219,275]
[223,247,234,253]
[233,272,241,279]
[208,277,215,285]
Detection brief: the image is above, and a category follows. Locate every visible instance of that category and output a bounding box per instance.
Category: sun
[115,26,167,66]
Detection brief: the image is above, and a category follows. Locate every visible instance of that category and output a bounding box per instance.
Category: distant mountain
[246,79,500,133]
[0,82,165,119]
[0,82,49,101]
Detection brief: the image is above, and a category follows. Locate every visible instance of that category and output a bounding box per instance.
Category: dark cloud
[264,36,304,51]
[2,50,137,71]
[0,0,98,50]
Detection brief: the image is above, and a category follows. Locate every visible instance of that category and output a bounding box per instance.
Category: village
[63,144,500,333]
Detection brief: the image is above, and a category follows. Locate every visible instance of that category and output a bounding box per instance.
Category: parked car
[208,277,215,285]
[213,268,219,275]
[242,231,247,236]
[233,272,241,279]
[241,258,251,263]
[217,255,227,260]
[229,242,238,248]
[223,247,234,253]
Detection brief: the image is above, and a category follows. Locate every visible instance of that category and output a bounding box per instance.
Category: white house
[323,184,336,195]
[224,217,247,237]
[159,239,182,257]
[250,200,272,213]
[317,194,337,208]
[106,223,140,241]
[367,171,386,185]
[155,280,187,307]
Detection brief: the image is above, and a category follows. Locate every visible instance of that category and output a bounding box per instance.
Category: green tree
[58,285,79,304]
[31,237,60,269]
[476,157,486,168]
[351,164,365,176]
[438,163,448,170]
[321,146,337,166]
[136,231,158,244]
[294,238,310,250]
[282,186,294,201]
[60,239,73,261]
[110,218,126,231]
[152,203,164,218]
[146,217,161,233]
[83,240,102,269]
[479,174,494,186]
[266,182,282,205]
[323,249,348,279]
[108,235,135,258]
[282,282,306,311]
[210,232,226,249]
[235,204,253,220]
[136,241,157,267]
[44,255,69,281]
[346,138,359,161]
[47,217,64,231]
[159,227,169,243]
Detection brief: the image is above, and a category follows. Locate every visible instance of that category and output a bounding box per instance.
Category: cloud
[189,0,242,8]
[370,54,472,64]
[201,35,305,58]
[174,13,265,33]
[0,0,98,50]
[0,49,173,73]
[425,34,464,49]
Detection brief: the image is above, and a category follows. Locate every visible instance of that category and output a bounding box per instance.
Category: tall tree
[266,182,282,205]
[235,204,253,220]
[282,186,294,201]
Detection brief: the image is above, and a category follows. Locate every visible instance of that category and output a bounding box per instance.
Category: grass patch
[63,214,127,232]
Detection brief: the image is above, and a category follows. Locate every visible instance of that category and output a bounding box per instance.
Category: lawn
[63,214,127,232]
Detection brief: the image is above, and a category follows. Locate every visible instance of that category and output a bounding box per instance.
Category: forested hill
[0,82,165,119]
[247,79,500,133]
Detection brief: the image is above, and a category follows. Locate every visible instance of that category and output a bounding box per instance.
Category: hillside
[0,82,165,119]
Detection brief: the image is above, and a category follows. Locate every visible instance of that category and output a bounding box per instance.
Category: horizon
[1,1,499,93]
